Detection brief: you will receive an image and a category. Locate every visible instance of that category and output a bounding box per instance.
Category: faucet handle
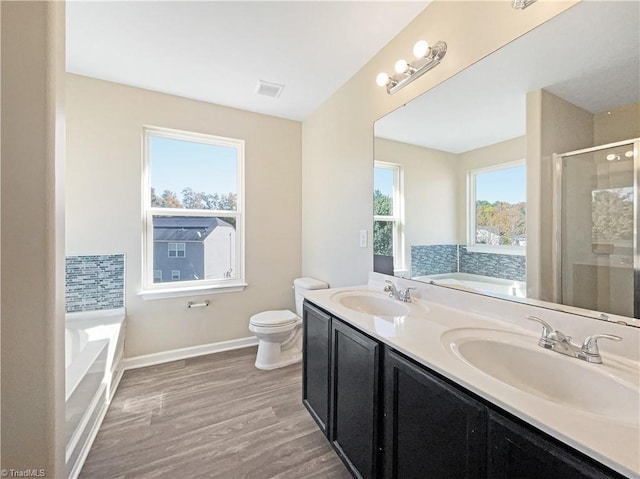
[384,280,397,298]
[527,315,554,339]
[581,334,622,355]
[399,287,415,302]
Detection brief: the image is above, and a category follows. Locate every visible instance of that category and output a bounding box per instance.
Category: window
[142,126,245,296]
[373,162,404,270]
[468,161,526,252]
[168,242,186,258]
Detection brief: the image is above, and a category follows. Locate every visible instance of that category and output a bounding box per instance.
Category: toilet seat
[249,310,298,328]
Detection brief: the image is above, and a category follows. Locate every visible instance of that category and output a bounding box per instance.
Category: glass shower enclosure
[554,138,639,319]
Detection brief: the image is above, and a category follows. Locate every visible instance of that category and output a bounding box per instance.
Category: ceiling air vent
[255,80,284,98]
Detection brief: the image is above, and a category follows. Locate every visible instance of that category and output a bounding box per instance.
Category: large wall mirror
[373,1,640,327]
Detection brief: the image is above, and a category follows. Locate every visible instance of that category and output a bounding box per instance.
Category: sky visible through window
[477,165,526,204]
[150,136,237,195]
[374,167,394,197]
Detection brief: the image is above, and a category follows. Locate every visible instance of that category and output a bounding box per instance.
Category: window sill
[393,268,410,278]
[465,245,525,256]
[138,281,247,300]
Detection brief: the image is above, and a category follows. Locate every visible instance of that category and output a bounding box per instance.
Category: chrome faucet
[384,280,400,299]
[527,316,622,364]
[384,280,415,303]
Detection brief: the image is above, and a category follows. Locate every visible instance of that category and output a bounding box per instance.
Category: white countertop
[303,280,640,478]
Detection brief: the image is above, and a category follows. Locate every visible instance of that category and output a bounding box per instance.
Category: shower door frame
[552,137,639,319]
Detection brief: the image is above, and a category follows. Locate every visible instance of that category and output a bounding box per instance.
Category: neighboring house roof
[154,216,233,242]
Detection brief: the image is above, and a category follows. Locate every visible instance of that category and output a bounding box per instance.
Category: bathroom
[1,1,639,478]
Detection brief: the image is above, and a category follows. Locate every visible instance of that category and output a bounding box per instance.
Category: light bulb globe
[394,59,408,74]
[413,40,429,58]
[376,72,390,87]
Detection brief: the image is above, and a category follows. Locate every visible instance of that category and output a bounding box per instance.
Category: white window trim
[374,161,405,271]
[139,126,246,299]
[467,160,526,256]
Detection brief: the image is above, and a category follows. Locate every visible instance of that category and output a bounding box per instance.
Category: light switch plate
[359,229,368,248]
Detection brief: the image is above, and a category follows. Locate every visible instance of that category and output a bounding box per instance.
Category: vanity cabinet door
[488,412,624,479]
[383,349,487,479]
[330,318,381,479]
[302,301,331,434]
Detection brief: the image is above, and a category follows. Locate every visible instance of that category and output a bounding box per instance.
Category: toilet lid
[250,310,299,327]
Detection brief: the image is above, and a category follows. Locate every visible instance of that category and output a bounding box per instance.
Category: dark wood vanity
[302,300,628,479]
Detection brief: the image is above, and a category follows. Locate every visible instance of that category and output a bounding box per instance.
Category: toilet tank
[293,277,329,316]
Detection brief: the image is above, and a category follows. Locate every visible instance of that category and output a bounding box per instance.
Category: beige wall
[456,136,526,244]
[66,74,302,357]
[527,89,594,301]
[594,102,640,145]
[301,0,578,288]
[1,1,65,475]
[375,138,458,274]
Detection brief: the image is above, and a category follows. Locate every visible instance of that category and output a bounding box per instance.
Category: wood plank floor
[80,347,351,479]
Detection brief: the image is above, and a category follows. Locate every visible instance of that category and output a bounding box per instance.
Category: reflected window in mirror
[468,161,526,255]
[374,162,405,274]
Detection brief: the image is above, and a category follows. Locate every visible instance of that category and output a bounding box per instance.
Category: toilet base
[254,340,302,370]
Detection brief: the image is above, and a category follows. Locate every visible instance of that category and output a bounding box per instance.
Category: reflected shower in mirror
[373,1,640,326]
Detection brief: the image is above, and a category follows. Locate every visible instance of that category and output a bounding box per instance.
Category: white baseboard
[122,336,259,371]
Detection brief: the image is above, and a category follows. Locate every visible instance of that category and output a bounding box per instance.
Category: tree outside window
[469,162,526,249]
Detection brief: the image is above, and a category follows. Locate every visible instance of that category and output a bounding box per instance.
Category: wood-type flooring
[80,346,351,479]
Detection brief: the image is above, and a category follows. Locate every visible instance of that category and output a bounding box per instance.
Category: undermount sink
[331,291,410,317]
[442,328,640,425]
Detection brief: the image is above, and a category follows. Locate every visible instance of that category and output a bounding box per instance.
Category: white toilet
[249,277,328,370]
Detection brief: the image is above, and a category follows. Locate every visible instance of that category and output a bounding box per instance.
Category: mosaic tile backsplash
[458,246,526,281]
[411,245,458,277]
[411,245,526,281]
[66,254,125,313]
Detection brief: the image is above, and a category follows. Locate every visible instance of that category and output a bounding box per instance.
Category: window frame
[168,242,186,258]
[140,126,246,299]
[467,160,526,255]
[373,161,405,272]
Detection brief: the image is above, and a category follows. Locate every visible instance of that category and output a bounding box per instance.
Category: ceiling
[374,1,640,154]
[66,1,429,121]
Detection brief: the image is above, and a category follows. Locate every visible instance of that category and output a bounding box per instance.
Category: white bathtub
[413,272,526,298]
[65,308,125,479]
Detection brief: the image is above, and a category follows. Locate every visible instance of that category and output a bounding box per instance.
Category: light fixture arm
[384,41,447,95]
[512,0,537,9]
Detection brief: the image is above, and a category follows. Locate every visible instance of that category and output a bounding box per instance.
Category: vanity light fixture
[512,0,538,9]
[376,39,447,95]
